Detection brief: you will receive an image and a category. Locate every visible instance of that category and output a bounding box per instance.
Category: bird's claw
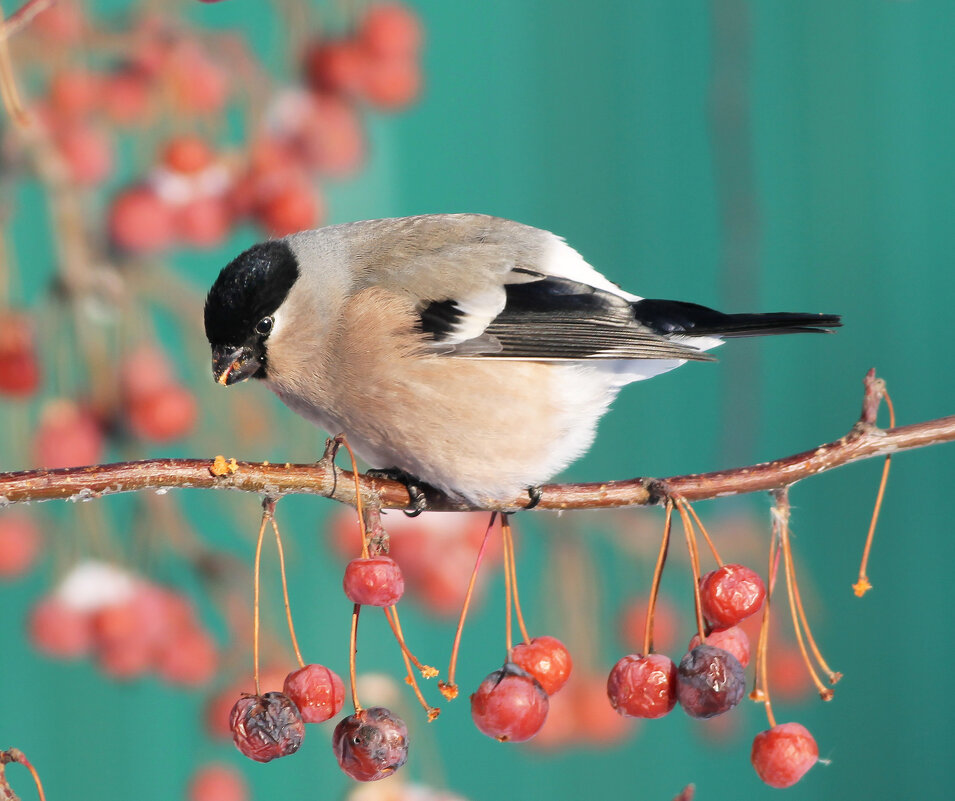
[366,467,429,516]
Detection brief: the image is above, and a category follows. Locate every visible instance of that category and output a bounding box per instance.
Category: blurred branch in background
[1,370,951,511]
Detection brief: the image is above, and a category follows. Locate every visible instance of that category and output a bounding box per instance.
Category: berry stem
[789,549,842,684]
[776,493,833,701]
[441,511,497,700]
[384,606,440,721]
[502,514,514,655]
[269,515,306,668]
[855,389,896,597]
[252,501,272,696]
[643,500,673,656]
[676,498,706,641]
[349,602,362,713]
[503,515,531,645]
[680,499,723,566]
[0,3,28,128]
[0,749,46,801]
[384,603,438,678]
[752,492,785,727]
[336,435,370,559]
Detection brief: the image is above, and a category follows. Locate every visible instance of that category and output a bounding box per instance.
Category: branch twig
[0,371,951,512]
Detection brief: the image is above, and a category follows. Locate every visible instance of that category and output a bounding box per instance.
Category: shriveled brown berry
[229,692,305,762]
[676,645,745,719]
[332,706,409,781]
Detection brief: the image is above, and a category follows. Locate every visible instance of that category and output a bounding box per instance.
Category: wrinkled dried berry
[283,663,345,723]
[606,653,677,719]
[676,645,745,719]
[229,692,305,762]
[751,722,819,788]
[332,706,409,781]
[699,564,766,628]
[510,635,573,695]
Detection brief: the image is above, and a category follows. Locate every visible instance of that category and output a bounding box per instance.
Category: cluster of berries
[28,561,218,685]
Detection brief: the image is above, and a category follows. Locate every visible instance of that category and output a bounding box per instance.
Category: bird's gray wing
[419,273,715,362]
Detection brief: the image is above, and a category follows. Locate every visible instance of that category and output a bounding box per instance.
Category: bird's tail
[632,299,842,338]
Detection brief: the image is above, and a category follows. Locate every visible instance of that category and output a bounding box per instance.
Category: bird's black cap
[204,240,300,348]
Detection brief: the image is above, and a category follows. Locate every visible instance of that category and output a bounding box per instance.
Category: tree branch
[1,371,952,512]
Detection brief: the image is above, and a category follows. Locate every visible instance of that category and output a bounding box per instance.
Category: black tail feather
[632,299,841,338]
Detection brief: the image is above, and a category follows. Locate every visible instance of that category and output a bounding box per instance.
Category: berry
[177,196,232,248]
[332,706,409,781]
[510,635,573,695]
[676,645,745,719]
[229,692,305,762]
[0,312,41,398]
[303,39,368,95]
[359,4,423,58]
[751,722,819,788]
[188,763,249,801]
[155,626,218,686]
[108,186,176,253]
[162,135,214,174]
[126,383,198,441]
[33,400,103,468]
[0,513,42,578]
[470,662,549,742]
[343,555,405,606]
[606,653,677,719]
[54,123,114,186]
[699,564,766,628]
[283,664,345,723]
[28,596,93,659]
[360,56,421,110]
[688,625,751,668]
[256,181,323,237]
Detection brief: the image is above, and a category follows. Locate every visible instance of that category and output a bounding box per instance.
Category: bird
[203,213,840,506]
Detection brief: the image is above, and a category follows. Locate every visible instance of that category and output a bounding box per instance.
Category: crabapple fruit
[676,645,745,719]
[470,662,549,742]
[230,692,305,762]
[606,653,677,719]
[332,706,409,781]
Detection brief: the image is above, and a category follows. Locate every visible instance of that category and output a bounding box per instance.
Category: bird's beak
[212,345,260,386]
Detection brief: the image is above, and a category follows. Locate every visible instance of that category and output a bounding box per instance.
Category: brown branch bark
[0,371,952,512]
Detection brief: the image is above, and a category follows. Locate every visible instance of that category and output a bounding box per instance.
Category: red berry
[177,196,232,249]
[162,135,215,174]
[510,635,573,695]
[188,763,249,801]
[606,653,677,719]
[55,123,114,186]
[360,56,421,110]
[332,706,409,781]
[33,400,103,468]
[109,186,177,253]
[102,69,152,127]
[699,564,766,628]
[28,596,93,658]
[359,3,423,57]
[230,692,305,762]
[0,312,41,398]
[283,664,345,723]
[205,668,287,739]
[470,662,549,742]
[0,513,42,578]
[256,181,323,237]
[751,722,819,788]
[303,39,368,95]
[618,595,682,654]
[343,555,405,606]
[688,625,751,668]
[156,626,218,686]
[48,69,102,119]
[676,645,745,719]
[126,383,198,442]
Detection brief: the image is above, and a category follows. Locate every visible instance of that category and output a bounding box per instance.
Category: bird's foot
[525,485,543,510]
[365,467,429,516]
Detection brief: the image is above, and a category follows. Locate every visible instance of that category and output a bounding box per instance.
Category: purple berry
[676,645,745,718]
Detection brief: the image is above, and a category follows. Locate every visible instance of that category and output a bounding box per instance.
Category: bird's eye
[255,316,274,336]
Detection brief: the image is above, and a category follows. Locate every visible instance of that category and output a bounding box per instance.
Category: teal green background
[2,1,954,800]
